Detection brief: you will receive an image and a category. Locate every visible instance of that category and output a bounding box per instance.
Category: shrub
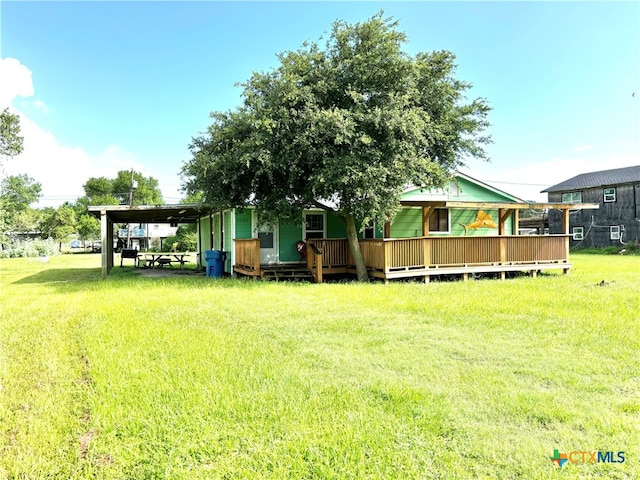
[0,238,59,258]
[622,240,640,255]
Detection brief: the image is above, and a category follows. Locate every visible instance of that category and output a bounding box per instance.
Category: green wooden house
[196,172,563,281]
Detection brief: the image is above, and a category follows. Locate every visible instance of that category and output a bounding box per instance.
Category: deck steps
[261,266,313,282]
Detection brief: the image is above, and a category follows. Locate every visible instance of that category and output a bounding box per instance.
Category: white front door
[254,213,278,264]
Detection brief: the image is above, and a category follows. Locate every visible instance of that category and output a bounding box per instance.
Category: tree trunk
[345,214,368,282]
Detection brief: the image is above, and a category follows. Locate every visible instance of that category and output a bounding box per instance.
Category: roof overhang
[399,200,600,210]
[88,204,213,224]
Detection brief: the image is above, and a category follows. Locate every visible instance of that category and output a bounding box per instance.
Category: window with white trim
[572,227,584,240]
[304,213,325,239]
[604,188,616,203]
[562,192,582,203]
[610,226,620,240]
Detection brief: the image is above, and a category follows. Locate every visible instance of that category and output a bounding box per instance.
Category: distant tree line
[1,108,170,254]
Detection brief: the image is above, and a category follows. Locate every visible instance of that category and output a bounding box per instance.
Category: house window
[429,209,449,232]
[363,220,375,239]
[604,188,616,203]
[610,226,620,240]
[572,227,584,240]
[449,182,460,197]
[304,213,325,239]
[561,192,582,203]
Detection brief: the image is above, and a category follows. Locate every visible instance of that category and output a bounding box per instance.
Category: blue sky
[1,1,638,206]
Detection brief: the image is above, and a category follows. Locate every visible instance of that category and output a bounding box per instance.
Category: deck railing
[504,235,568,263]
[429,236,502,267]
[307,239,350,269]
[359,239,385,270]
[234,238,261,273]
[236,234,570,281]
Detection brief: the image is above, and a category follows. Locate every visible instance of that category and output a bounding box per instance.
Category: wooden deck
[235,235,572,283]
[233,239,313,281]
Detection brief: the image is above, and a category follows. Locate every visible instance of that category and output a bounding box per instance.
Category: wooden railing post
[253,238,260,273]
[383,240,390,273]
[306,242,313,271]
[316,252,323,283]
[423,237,430,269]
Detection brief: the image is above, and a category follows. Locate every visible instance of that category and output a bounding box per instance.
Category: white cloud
[0,58,34,109]
[33,99,49,113]
[1,57,182,207]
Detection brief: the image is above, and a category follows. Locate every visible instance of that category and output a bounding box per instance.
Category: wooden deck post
[316,253,323,284]
[561,208,570,234]
[306,242,313,271]
[384,222,391,238]
[423,237,430,269]
[383,240,391,274]
[422,207,434,237]
[498,209,514,236]
[253,239,261,275]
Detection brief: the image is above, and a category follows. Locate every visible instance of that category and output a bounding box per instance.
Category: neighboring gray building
[542,165,640,248]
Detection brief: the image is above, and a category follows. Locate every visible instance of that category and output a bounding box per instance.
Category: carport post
[100,210,114,278]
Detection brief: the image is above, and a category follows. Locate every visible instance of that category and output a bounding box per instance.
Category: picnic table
[142,253,191,269]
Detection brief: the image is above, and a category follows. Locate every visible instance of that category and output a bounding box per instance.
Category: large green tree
[40,204,76,251]
[76,213,101,248]
[182,13,491,280]
[0,174,42,241]
[78,170,163,206]
[0,108,24,167]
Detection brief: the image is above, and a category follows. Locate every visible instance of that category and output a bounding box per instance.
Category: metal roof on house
[541,165,640,193]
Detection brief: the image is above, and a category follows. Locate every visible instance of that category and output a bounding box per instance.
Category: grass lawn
[0,253,638,479]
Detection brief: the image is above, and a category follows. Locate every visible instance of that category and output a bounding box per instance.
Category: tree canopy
[182,13,491,280]
[40,204,77,250]
[78,170,163,206]
[0,108,24,166]
[0,174,42,241]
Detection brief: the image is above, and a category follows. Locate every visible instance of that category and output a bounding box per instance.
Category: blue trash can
[205,250,227,278]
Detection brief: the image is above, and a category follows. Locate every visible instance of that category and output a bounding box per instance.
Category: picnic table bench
[141,253,192,269]
[120,249,141,267]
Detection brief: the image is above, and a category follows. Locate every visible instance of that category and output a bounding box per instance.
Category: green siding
[198,218,210,267]
[213,214,221,250]
[234,209,253,239]
[279,222,303,262]
[390,208,423,238]
[389,207,513,237]
[401,176,519,203]
[456,177,514,202]
[327,212,347,238]
[396,175,519,237]
[224,211,232,272]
